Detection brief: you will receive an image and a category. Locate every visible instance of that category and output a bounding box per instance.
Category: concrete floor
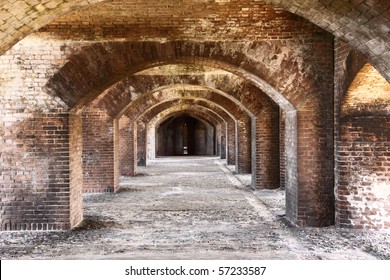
[0,156,389,259]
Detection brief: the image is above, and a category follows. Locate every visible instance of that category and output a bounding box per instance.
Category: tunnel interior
[156,115,215,156]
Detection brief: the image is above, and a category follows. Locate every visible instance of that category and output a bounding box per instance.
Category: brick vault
[0,0,389,231]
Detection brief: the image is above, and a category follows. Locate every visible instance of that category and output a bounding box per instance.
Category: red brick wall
[235,116,252,174]
[227,121,236,166]
[82,106,115,193]
[1,1,389,85]
[69,112,83,228]
[334,39,368,141]
[136,121,146,166]
[336,62,390,229]
[279,110,286,189]
[336,142,390,229]
[118,116,137,177]
[253,107,280,189]
[1,15,337,230]
[0,39,81,230]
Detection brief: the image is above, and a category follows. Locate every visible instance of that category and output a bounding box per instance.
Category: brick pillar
[253,108,280,189]
[119,116,137,176]
[279,110,286,189]
[216,124,221,157]
[69,112,84,228]
[82,107,115,193]
[113,119,120,192]
[0,110,82,230]
[286,108,334,227]
[336,141,390,230]
[235,116,251,174]
[137,120,147,166]
[227,120,236,165]
[147,124,156,161]
[220,122,227,160]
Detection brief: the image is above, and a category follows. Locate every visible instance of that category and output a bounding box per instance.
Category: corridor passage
[0,157,389,259]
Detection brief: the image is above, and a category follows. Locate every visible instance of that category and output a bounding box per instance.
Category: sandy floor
[0,157,389,260]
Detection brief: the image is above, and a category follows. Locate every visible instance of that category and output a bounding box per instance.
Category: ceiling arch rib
[139,103,224,162]
[117,84,257,120]
[152,111,219,130]
[96,67,275,119]
[122,89,248,125]
[45,41,297,113]
[141,99,234,163]
[0,1,388,80]
[140,102,226,130]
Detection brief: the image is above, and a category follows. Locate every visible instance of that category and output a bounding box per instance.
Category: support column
[137,120,147,166]
[119,116,137,176]
[220,123,227,159]
[253,108,280,189]
[82,107,115,193]
[216,124,221,157]
[0,110,81,230]
[227,120,236,165]
[69,112,84,228]
[235,115,251,174]
[279,110,286,189]
[286,107,334,227]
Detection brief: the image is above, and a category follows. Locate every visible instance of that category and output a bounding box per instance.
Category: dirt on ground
[0,157,389,260]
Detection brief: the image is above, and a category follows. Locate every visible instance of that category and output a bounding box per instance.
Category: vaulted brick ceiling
[1,0,389,81]
[37,0,318,41]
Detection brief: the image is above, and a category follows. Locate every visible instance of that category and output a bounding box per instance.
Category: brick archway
[1,39,335,229]
[336,63,390,230]
[116,87,252,176]
[140,103,227,163]
[1,1,388,81]
[154,113,217,157]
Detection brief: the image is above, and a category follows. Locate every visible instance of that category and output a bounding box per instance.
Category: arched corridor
[156,115,215,156]
[0,0,389,260]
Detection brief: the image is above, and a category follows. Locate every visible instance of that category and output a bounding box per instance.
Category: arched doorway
[156,115,215,156]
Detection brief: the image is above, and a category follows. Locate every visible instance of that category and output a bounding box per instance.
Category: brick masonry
[1,1,388,231]
[82,105,115,193]
[139,102,224,165]
[336,61,390,230]
[0,1,388,81]
[1,37,336,228]
[0,38,82,230]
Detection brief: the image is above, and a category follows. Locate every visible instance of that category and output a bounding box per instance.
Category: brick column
[0,110,82,230]
[82,107,115,193]
[287,108,334,227]
[227,120,236,165]
[119,116,137,176]
[279,110,286,189]
[137,120,147,166]
[220,123,227,160]
[235,115,251,174]
[253,108,280,189]
[216,124,221,157]
[69,112,84,228]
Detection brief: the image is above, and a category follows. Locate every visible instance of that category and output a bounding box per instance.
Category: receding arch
[119,84,255,119]
[139,101,230,165]
[155,114,216,157]
[118,89,252,173]
[96,64,275,119]
[45,41,299,113]
[48,41,309,225]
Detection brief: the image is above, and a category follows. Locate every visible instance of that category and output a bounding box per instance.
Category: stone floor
[0,156,389,259]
